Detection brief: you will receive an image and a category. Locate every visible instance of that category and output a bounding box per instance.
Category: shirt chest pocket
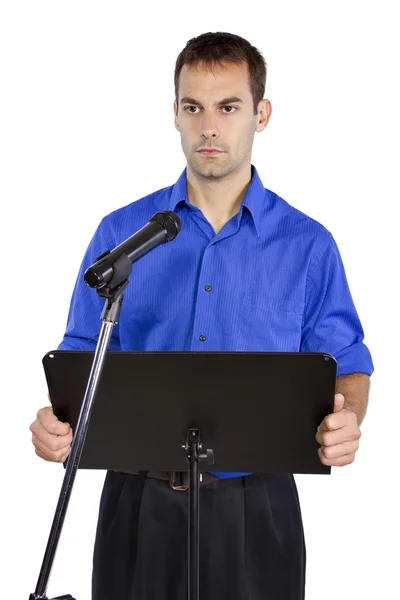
[239,292,305,351]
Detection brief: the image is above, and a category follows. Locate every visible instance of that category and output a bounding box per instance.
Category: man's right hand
[30,406,73,462]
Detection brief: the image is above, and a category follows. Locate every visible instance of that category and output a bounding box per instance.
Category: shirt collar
[241,165,265,238]
[168,164,265,238]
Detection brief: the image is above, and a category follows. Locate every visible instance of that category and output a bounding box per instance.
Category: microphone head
[150,210,182,242]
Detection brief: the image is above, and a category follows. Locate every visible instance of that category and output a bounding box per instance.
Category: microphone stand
[29,255,132,600]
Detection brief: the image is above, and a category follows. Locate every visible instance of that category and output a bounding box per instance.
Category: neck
[186,162,252,234]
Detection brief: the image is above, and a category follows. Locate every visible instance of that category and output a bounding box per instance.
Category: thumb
[333,393,345,413]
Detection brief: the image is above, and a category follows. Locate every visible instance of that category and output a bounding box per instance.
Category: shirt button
[204,285,212,292]
[199,335,206,342]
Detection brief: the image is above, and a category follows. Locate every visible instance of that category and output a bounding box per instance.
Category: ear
[174,100,180,131]
[255,99,272,133]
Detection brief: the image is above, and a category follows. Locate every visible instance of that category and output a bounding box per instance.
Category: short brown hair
[174,32,267,114]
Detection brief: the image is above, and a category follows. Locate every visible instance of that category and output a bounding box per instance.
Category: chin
[191,157,233,179]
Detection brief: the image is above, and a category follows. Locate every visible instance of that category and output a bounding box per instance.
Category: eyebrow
[180,96,244,107]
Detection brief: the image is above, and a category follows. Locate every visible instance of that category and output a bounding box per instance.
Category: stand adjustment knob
[198,448,214,465]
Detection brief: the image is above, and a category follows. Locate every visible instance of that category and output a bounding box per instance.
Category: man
[30,32,373,600]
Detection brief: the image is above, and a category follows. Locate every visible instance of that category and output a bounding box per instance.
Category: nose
[200,113,220,139]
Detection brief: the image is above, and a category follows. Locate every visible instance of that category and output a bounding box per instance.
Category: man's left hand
[316,393,361,467]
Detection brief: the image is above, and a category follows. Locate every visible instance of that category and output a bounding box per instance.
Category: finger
[35,446,71,463]
[333,393,345,413]
[320,440,359,460]
[35,447,55,462]
[37,406,70,436]
[31,428,73,455]
[30,416,73,448]
[37,406,71,434]
[32,433,71,462]
[32,431,72,455]
[321,409,358,433]
[318,447,356,467]
[316,425,361,447]
[29,424,72,459]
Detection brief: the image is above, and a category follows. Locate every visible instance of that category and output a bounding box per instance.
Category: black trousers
[92,471,306,600]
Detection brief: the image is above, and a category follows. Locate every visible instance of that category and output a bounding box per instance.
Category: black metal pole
[186,429,214,600]
[188,432,200,600]
[33,320,115,598]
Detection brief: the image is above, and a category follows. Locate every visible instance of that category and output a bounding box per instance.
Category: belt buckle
[169,471,189,491]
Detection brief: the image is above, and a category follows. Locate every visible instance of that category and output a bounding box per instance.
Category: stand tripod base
[29,593,75,599]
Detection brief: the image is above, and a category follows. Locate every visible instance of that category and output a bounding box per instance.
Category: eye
[184,106,200,114]
[222,106,237,114]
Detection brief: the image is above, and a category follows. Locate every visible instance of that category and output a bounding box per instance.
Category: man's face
[174,61,270,179]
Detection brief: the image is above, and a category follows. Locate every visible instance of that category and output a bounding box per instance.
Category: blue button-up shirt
[58,165,373,478]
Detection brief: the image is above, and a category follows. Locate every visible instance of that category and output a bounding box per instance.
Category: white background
[1,1,398,598]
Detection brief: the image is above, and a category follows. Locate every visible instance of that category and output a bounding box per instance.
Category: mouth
[197,148,225,156]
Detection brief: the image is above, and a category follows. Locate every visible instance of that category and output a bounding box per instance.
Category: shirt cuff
[334,341,374,377]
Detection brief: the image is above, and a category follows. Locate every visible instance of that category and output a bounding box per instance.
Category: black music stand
[39,350,336,599]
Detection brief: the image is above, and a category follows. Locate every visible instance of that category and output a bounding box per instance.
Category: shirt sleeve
[57,217,121,351]
[300,233,373,376]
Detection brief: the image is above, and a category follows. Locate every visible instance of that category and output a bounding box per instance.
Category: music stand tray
[43,351,337,475]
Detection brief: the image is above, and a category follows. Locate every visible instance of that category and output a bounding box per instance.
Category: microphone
[84,210,181,289]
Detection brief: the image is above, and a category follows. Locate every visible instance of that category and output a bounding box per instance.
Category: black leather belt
[119,470,219,491]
